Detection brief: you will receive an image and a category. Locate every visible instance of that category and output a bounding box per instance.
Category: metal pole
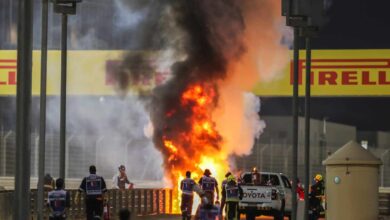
[14,0,33,218]
[59,13,68,180]
[304,36,311,220]
[291,26,299,220]
[37,0,49,219]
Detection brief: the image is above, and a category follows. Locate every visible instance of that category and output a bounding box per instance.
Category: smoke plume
[115,0,288,183]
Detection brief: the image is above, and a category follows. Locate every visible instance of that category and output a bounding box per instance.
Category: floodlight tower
[282,1,328,220]
[52,0,82,181]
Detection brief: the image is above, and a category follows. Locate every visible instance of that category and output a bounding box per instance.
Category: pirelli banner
[254,49,390,96]
[1,49,390,96]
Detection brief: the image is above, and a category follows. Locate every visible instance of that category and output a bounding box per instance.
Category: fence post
[113,190,118,217]
[156,190,160,214]
[137,190,142,214]
[119,190,123,211]
[143,189,148,214]
[150,189,154,214]
[77,190,85,217]
[125,189,129,210]
[162,190,166,214]
[30,190,36,218]
[169,189,173,214]
[131,189,135,213]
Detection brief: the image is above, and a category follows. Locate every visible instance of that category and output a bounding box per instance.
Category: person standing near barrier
[199,169,219,205]
[77,165,108,220]
[221,174,242,220]
[112,165,134,190]
[47,178,70,220]
[180,171,196,220]
[44,173,56,191]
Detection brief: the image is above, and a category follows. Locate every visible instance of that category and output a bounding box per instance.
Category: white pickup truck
[238,172,292,220]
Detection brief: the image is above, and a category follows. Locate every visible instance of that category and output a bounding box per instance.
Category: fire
[161,83,229,213]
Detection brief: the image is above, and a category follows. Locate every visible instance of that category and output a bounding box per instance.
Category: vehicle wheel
[284,212,291,220]
[274,211,284,220]
[274,199,285,220]
[246,212,256,220]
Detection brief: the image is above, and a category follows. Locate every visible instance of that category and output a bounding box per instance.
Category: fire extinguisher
[103,201,110,220]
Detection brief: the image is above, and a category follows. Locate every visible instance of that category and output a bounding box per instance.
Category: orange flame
[162,83,228,213]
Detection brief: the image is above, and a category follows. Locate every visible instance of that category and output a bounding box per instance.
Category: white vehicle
[239,172,293,220]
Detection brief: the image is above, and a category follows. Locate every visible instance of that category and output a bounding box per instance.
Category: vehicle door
[281,175,292,211]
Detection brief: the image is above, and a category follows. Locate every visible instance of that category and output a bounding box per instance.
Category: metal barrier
[2,189,390,218]
[379,193,390,216]
[0,190,13,220]
[0,188,173,219]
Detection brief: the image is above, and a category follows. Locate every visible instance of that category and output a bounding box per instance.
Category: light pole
[37,0,49,219]
[301,25,316,220]
[282,1,328,219]
[282,0,326,220]
[282,1,307,219]
[51,0,82,181]
[301,2,328,218]
[14,0,33,218]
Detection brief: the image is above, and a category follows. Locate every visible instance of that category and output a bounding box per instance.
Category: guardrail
[0,188,173,220]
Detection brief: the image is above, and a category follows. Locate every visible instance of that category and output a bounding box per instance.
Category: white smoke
[244,93,266,140]
[112,0,149,30]
[44,94,164,181]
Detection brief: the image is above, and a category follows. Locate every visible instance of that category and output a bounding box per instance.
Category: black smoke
[115,0,248,170]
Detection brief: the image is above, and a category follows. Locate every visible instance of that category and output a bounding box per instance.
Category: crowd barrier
[0,188,173,220]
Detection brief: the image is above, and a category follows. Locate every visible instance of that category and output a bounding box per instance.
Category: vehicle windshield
[240,173,280,186]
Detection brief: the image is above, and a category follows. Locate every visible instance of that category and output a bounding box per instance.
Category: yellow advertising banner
[253,49,390,96]
[1,49,390,96]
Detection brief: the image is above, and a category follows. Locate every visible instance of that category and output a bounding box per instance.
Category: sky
[262,0,390,131]
[309,0,390,49]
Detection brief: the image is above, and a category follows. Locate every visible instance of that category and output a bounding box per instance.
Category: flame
[161,83,229,213]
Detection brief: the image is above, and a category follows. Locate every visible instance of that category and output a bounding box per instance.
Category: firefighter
[309,174,325,220]
[76,165,108,220]
[198,169,219,205]
[180,171,196,220]
[112,165,133,190]
[47,178,70,220]
[222,174,242,220]
[220,171,232,217]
